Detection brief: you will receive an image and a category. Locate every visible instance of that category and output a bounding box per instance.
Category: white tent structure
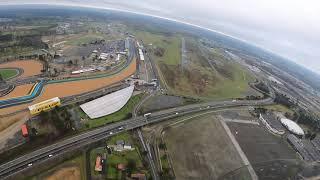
[80,85,134,119]
[280,118,304,136]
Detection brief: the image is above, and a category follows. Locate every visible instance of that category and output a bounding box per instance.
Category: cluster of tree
[294,109,320,131]
[255,81,270,94]
[246,95,263,100]
[154,47,165,57]
[19,35,48,49]
[0,74,4,83]
[274,92,296,108]
[0,34,13,41]
[252,107,267,117]
[39,106,73,133]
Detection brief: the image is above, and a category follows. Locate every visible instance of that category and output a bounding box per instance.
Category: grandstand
[80,85,134,119]
[259,113,285,135]
[287,134,320,162]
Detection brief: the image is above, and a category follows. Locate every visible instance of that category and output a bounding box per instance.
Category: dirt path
[0,60,43,78]
[0,112,30,150]
[44,166,81,180]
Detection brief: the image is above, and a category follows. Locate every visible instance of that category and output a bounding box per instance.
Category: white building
[280,118,304,136]
[259,113,285,135]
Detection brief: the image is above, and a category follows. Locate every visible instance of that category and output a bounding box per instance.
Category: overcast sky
[1,0,320,74]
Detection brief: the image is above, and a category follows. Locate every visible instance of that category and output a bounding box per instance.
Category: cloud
[1,0,320,73]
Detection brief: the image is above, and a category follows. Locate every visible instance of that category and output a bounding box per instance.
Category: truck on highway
[144,113,152,118]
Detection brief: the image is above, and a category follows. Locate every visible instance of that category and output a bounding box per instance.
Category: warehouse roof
[281,118,304,135]
[80,85,134,119]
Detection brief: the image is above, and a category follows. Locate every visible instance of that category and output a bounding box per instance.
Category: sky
[1,0,320,74]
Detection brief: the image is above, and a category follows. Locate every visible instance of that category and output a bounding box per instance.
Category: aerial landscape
[0,2,319,180]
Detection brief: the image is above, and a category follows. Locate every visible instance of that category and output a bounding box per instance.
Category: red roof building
[117,163,126,171]
[95,156,102,172]
[21,124,28,137]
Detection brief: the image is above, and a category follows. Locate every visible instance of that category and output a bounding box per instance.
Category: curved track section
[0,81,45,109]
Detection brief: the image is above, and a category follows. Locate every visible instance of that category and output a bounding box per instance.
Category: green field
[89,132,147,179]
[0,69,19,80]
[263,104,294,114]
[134,31,181,65]
[133,30,257,100]
[80,94,144,129]
[66,33,106,46]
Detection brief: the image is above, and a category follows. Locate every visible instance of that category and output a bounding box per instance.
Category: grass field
[263,104,294,114]
[0,68,18,80]
[80,94,144,129]
[134,31,181,65]
[65,33,106,46]
[134,30,257,100]
[164,114,251,179]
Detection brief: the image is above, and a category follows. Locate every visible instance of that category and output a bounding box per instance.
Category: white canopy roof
[80,85,134,119]
[280,118,304,135]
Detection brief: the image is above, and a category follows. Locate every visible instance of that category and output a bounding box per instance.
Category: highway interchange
[0,96,274,179]
[0,37,277,179]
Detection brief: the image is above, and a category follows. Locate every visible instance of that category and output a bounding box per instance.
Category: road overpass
[0,97,273,179]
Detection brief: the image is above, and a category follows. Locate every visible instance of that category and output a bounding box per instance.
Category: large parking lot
[227,122,303,180]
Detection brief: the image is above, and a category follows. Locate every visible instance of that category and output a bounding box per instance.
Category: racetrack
[0,58,136,115]
[0,60,43,78]
[0,84,34,100]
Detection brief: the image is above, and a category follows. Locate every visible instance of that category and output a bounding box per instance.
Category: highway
[0,97,273,179]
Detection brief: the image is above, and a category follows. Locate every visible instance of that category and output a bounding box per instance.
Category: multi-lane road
[0,97,273,179]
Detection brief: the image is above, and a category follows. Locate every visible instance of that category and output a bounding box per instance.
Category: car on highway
[48,154,53,157]
[28,163,33,167]
[109,132,113,135]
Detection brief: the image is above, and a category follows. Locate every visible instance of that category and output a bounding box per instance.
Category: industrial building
[287,134,320,162]
[138,49,145,61]
[80,85,134,119]
[280,118,304,136]
[259,113,285,135]
[28,97,61,115]
[311,136,320,151]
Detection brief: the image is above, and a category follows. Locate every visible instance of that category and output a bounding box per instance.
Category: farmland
[134,30,258,100]
[227,122,302,179]
[30,154,86,180]
[163,114,251,179]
